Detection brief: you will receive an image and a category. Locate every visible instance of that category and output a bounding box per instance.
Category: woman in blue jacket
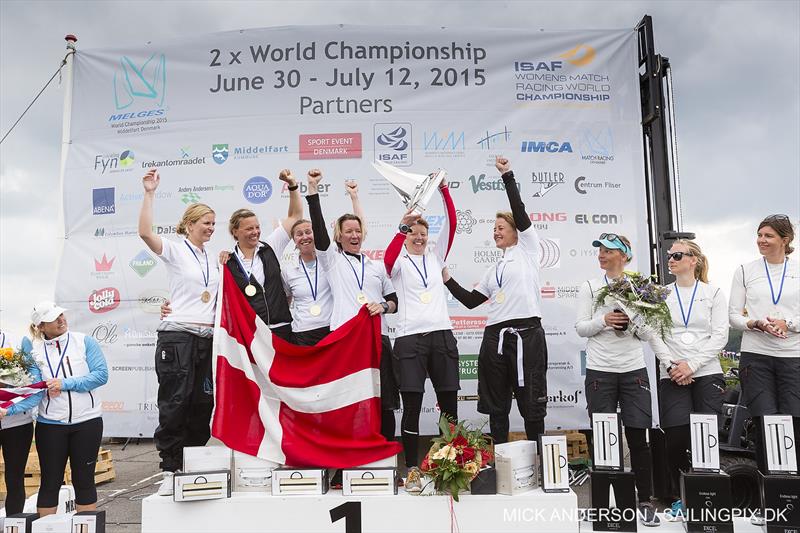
[15,301,108,518]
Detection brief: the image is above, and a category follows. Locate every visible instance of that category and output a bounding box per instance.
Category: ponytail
[28,323,42,340]
[675,239,708,283]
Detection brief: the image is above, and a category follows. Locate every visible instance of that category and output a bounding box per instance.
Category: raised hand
[345,179,359,198]
[143,168,160,192]
[495,156,510,174]
[307,169,322,194]
[278,169,297,187]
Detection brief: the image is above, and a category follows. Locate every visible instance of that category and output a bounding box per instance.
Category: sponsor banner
[57,26,647,436]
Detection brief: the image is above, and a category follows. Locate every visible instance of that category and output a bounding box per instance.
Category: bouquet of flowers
[593,271,673,340]
[0,347,35,388]
[419,418,493,501]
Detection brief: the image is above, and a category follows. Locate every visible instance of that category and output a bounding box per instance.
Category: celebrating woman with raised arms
[282,176,365,346]
[443,156,548,446]
[138,168,221,495]
[384,179,459,483]
[306,170,399,441]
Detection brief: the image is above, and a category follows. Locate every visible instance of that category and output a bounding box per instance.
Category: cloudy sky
[1,0,798,336]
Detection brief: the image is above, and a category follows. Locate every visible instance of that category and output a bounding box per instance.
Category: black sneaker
[639,503,661,527]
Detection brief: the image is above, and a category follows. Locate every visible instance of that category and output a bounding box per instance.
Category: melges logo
[374,123,412,166]
[92,188,115,216]
[520,141,573,153]
[89,287,121,314]
[110,53,167,122]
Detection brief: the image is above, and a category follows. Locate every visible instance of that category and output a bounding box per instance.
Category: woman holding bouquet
[18,302,108,518]
[0,329,38,515]
[282,177,365,346]
[305,169,400,441]
[443,156,548,446]
[575,234,674,527]
[729,215,799,493]
[659,240,728,519]
[384,179,459,480]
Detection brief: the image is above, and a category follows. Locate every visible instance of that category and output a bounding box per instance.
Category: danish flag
[0,381,47,409]
[212,268,401,466]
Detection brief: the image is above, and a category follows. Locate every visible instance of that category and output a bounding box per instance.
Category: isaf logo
[374,123,412,166]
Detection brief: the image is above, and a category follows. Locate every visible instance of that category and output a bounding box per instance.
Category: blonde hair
[674,239,709,282]
[495,212,517,231]
[333,214,363,250]
[177,203,215,236]
[228,208,257,239]
[28,323,43,340]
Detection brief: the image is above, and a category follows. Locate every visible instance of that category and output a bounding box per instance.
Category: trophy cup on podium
[759,415,799,533]
[589,413,637,532]
[371,160,446,215]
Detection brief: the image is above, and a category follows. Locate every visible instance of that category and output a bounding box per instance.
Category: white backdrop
[54,25,650,437]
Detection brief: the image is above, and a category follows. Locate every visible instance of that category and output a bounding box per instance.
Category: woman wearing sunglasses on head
[729,215,799,496]
[443,156,548,446]
[658,240,728,520]
[575,233,674,527]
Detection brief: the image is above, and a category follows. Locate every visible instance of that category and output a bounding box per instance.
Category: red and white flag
[0,381,47,409]
[212,268,401,467]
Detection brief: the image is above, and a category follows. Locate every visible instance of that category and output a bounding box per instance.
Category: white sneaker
[158,471,175,496]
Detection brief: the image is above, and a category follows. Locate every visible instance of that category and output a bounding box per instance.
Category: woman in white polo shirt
[729,215,799,481]
[575,233,675,526]
[384,180,458,478]
[138,168,221,495]
[305,170,400,441]
[658,239,728,519]
[443,156,548,446]
[282,178,365,346]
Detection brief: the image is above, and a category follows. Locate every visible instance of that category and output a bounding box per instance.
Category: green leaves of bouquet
[419,417,493,501]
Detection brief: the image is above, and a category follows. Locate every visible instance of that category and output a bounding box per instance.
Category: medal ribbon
[406,254,428,289]
[300,258,319,301]
[495,262,508,290]
[233,245,256,282]
[675,280,699,329]
[346,253,366,292]
[184,240,210,288]
[763,257,788,306]
[44,334,70,379]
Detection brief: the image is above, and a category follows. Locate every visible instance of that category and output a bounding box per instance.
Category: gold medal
[244,284,257,297]
[495,291,506,304]
[201,290,212,303]
[357,293,368,305]
[309,304,322,317]
[420,291,432,304]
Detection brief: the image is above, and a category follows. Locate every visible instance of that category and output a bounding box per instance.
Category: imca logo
[520,140,573,154]
[89,287,121,314]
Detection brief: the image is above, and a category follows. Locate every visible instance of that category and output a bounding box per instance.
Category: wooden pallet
[0,447,115,495]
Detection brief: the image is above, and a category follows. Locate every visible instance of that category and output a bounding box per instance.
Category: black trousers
[35,417,103,507]
[1,422,34,514]
[292,326,330,346]
[153,330,213,472]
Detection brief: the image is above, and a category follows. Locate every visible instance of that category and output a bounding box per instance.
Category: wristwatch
[399,223,411,234]
[380,301,390,313]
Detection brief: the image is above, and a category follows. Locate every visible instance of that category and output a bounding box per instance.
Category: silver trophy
[371,160,446,215]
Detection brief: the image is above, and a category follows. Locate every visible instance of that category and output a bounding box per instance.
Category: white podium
[142,488,579,533]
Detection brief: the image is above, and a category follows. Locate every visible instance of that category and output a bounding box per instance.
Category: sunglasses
[598,233,630,252]
[763,214,790,223]
[666,251,694,261]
